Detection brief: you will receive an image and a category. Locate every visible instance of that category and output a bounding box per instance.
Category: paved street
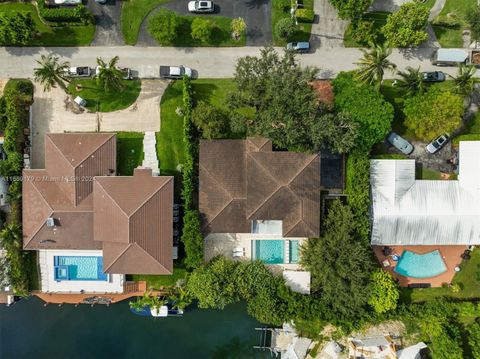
[0,46,477,79]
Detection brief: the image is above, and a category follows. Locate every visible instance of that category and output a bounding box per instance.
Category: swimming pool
[54,256,108,281]
[252,240,300,264]
[394,250,447,279]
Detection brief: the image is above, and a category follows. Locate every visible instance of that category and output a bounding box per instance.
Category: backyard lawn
[401,248,480,303]
[149,15,246,47]
[0,3,94,46]
[432,0,477,47]
[121,0,170,45]
[116,132,144,176]
[67,79,141,112]
[128,268,188,290]
[272,0,314,45]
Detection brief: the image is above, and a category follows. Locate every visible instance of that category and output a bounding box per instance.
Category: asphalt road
[0,46,477,79]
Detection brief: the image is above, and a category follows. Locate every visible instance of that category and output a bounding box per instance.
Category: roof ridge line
[128,177,172,219]
[95,180,130,219]
[199,162,237,199]
[103,243,132,272]
[131,242,172,274]
[46,135,77,171]
[24,181,54,247]
[76,133,115,169]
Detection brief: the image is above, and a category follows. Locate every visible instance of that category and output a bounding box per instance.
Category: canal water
[0,297,272,359]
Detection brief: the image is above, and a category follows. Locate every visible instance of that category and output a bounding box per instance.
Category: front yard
[67,79,141,112]
[0,3,94,46]
[116,132,144,176]
[272,0,314,45]
[432,0,477,47]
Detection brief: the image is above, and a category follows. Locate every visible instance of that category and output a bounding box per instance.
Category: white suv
[188,0,214,13]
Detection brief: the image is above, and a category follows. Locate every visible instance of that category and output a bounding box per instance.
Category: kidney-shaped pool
[394,250,447,278]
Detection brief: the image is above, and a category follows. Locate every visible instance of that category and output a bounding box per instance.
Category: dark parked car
[422,71,446,82]
[387,132,414,155]
[286,42,310,53]
[426,134,449,154]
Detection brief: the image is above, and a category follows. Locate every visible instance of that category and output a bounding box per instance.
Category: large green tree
[381,2,429,47]
[228,47,358,153]
[191,18,213,43]
[192,101,230,139]
[468,322,480,359]
[450,64,479,97]
[34,54,70,92]
[95,56,124,92]
[403,88,463,140]
[328,0,373,20]
[300,200,373,318]
[0,12,35,45]
[333,72,394,151]
[355,42,396,88]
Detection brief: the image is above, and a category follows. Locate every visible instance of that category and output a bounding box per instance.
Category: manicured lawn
[401,248,480,303]
[128,268,188,290]
[344,12,389,48]
[157,80,186,199]
[149,15,246,46]
[453,112,480,144]
[0,3,94,46]
[121,0,171,45]
[432,0,476,48]
[116,132,144,176]
[272,0,314,46]
[67,79,141,112]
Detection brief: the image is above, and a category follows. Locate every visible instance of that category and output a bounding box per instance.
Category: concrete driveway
[137,0,272,46]
[87,0,124,46]
[31,80,168,168]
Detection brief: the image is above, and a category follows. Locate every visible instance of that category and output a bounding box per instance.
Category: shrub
[368,269,399,314]
[0,12,35,45]
[328,0,374,20]
[295,9,315,23]
[381,2,429,47]
[273,0,290,10]
[275,18,297,40]
[465,6,480,40]
[403,88,463,141]
[190,18,213,43]
[181,210,203,270]
[147,9,179,45]
[468,322,480,359]
[349,20,376,46]
[37,0,89,23]
[231,17,246,40]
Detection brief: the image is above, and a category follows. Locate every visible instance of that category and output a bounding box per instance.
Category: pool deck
[33,281,148,305]
[373,245,467,287]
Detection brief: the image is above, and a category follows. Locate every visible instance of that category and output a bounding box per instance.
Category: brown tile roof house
[23,133,173,275]
[199,137,321,237]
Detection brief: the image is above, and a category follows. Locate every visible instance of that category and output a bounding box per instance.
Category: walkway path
[309,0,349,48]
[429,0,446,21]
[2,46,474,81]
[87,0,124,46]
[142,131,160,176]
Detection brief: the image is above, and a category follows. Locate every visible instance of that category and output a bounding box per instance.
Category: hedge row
[37,0,90,24]
[0,80,36,295]
[180,76,204,270]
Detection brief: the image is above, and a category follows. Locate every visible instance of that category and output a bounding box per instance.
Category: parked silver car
[426,134,449,154]
[387,132,414,155]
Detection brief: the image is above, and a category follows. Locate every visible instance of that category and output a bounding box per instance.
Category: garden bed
[0,3,94,46]
[67,79,141,113]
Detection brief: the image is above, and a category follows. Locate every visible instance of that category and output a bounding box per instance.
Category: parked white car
[387,132,414,155]
[188,0,214,13]
[426,134,449,154]
[54,0,81,5]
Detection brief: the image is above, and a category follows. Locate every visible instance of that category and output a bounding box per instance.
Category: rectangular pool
[54,256,108,281]
[252,240,300,264]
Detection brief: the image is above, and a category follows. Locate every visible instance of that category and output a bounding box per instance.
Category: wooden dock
[33,281,147,305]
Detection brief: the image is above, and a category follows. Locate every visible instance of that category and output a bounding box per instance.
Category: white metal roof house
[370,141,480,246]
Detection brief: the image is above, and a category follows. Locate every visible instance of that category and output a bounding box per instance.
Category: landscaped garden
[272,0,314,45]
[116,132,144,176]
[128,267,188,290]
[147,10,246,46]
[67,79,142,112]
[0,2,94,46]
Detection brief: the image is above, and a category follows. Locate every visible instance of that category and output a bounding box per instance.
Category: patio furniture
[408,283,431,288]
[382,259,390,268]
[383,247,392,256]
[391,254,400,261]
[461,250,471,260]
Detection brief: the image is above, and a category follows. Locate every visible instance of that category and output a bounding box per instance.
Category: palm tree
[95,56,124,92]
[395,67,426,96]
[33,54,70,92]
[169,287,192,311]
[354,42,397,88]
[450,64,479,97]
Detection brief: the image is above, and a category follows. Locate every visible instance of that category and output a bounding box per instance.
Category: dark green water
[0,297,271,359]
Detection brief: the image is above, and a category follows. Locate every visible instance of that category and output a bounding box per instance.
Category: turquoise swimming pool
[252,240,300,264]
[394,250,447,279]
[54,256,107,281]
